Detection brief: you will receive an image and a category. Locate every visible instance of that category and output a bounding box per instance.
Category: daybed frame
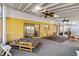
[10,38,40,52]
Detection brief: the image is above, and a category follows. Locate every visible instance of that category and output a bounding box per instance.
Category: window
[71,24,79,36]
[44,24,49,30]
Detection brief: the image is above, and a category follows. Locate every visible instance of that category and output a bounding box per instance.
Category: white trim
[18,3,22,10]
[22,3,32,12]
[1,4,6,45]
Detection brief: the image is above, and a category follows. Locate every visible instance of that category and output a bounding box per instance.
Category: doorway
[24,23,40,38]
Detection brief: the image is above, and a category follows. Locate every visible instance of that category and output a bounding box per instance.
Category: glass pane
[71,24,79,36]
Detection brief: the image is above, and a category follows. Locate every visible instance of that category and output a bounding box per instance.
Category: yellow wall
[6,17,57,42]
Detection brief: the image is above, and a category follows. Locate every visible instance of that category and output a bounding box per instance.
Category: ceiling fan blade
[41,12,46,14]
[48,14,54,17]
[48,12,54,14]
[63,18,69,22]
[38,9,44,12]
[63,18,65,22]
[44,14,47,18]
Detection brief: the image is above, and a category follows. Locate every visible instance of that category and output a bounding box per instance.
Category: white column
[1,4,6,46]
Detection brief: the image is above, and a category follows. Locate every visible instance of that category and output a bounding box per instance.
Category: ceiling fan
[63,18,69,22]
[41,10,55,18]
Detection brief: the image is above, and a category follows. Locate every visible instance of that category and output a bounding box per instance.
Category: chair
[2,45,11,52]
[0,46,4,56]
[76,50,79,56]
[0,45,12,56]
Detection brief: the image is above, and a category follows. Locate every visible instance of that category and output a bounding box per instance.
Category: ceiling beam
[26,3,45,13]
[63,10,79,15]
[48,3,74,11]
[60,13,79,18]
[22,3,32,12]
[55,5,79,12]
[57,8,79,13]
[38,3,45,6]
[57,10,79,18]
[18,3,22,10]
[39,3,59,11]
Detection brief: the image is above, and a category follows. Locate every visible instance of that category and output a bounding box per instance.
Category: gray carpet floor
[50,36,68,43]
[10,39,79,56]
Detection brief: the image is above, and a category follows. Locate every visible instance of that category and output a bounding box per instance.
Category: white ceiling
[4,3,79,18]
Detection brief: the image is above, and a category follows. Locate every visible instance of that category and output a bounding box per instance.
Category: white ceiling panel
[4,3,79,20]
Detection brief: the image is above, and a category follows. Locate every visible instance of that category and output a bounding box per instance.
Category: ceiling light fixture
[54,14,59,17]
[35,6,41,10]
[32,6,41,13]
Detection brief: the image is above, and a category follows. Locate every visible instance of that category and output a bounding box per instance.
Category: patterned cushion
[19,38,32,42]
[19,38,40,47]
